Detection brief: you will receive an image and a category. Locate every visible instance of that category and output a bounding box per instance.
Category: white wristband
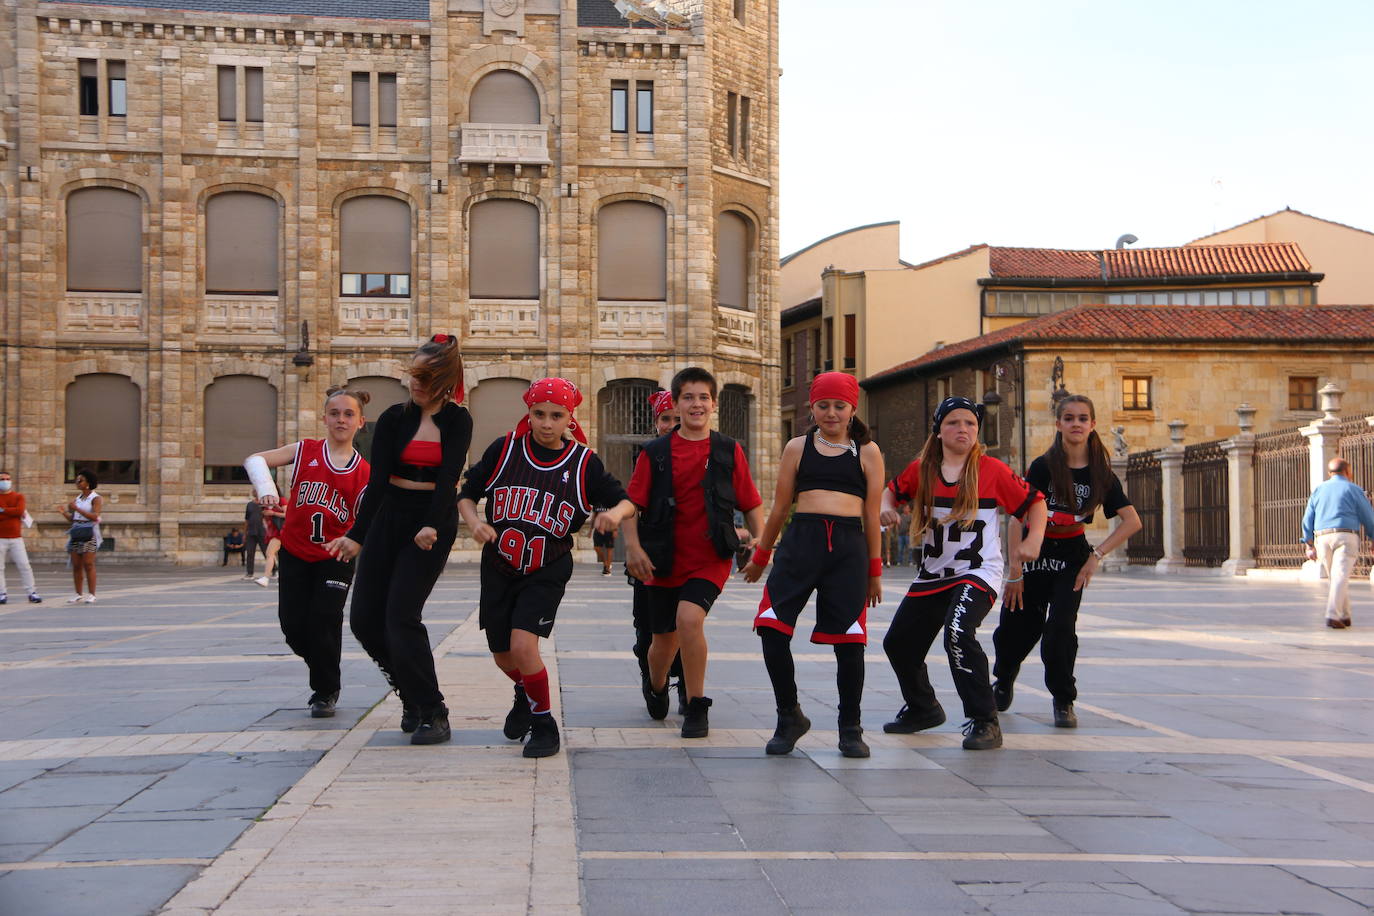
[244,455,279,501]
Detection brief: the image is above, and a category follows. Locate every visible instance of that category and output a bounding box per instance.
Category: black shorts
[754,513,868,645]
[646,578,721,634]
[592,529,616,548]
[479,551,574,653]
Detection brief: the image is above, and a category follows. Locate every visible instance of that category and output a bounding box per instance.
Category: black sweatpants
[349,487,456,709]
[883,579,997,721]
[992,538,1089,704]
[277,547,354,698]
[244,533,268,576]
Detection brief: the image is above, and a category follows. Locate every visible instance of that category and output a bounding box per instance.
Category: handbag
[68,524,95,543]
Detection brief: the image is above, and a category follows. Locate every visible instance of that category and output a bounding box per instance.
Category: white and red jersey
[282,438,370,563]
[888,454,1041,596]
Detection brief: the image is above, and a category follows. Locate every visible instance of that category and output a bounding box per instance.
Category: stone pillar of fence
[1221,403,1257,577]
[1300,383,1344,580]
[1156,419,1188,574]
[1100,454,1130,572]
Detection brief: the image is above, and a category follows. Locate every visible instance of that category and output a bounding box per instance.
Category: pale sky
[778,0,1374,263]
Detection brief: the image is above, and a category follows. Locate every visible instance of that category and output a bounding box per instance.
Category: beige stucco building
[0,0,780,561]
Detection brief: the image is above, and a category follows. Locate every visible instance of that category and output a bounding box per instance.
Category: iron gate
[1126,449,1163,565]
[1253,426,1307,568]
[1182,439,1229,567]
[1338,417,1374,574]
[719,384,752,459]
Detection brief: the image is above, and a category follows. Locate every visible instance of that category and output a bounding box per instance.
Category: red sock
[502,667,522,684]
[523,667,551,714]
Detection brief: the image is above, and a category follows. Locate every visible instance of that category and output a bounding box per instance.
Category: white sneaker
[67,594,85,603]
[83,594,97,604]
[255,577,269,587]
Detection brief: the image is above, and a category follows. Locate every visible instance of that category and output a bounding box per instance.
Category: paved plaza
[2,562,1374,914]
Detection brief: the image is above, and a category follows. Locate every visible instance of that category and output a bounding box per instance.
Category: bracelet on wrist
[751,547,773,568]
[1004,575,1024,584]
[869,557,883,578]
[1092,547,1106,561]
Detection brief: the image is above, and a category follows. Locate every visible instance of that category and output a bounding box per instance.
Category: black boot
[838,725,870,758]
[1053,701,1078,728]
[765,704,811,755]
[961,717,1002,750]
[504,684,531,740]
[675,678,689,717]
[642,673,670,720]
[411,705,451,745]
[523,713,560,758]
[308,690,338,719]
[400,702,419,734]
[992,679,1014,712]
[681,696,712,738]
[882,703,946,734]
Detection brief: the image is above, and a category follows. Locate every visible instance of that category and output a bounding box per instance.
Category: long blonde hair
[911,434,985,541]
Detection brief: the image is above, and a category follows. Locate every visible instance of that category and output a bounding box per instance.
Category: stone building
[0,0,779,561]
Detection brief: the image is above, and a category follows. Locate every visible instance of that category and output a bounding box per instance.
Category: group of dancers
[245,334,1141,759]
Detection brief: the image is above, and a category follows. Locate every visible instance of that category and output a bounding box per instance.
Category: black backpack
[637,431,740,578]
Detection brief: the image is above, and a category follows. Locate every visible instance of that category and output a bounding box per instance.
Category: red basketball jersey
[281,438,370,562]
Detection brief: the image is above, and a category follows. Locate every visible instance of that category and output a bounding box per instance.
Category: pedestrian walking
[326,334,471,745]
[243,498,268,580]
[255,505,286,587]
[58,469,103,604]
[621,367,764,738]
[990,394,1141,728]
[1301,457,1374,629]
[879,397,1046,750]
[592,508,616,575]
[743,372,885,758]
[458,378,635,758]
[0,470,42,604]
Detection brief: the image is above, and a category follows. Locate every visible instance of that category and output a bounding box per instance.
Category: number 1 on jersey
[497,528,547,573]
[309,512,325,544]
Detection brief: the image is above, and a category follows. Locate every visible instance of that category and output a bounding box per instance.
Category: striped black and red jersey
[888,454,1041,596]
[460,433,628,574]
[281,438,370,563]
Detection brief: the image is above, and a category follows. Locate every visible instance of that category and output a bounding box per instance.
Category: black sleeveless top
[795,430,867,498]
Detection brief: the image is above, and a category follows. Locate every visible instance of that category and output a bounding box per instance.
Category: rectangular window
[1122,376,1152,410]
[1289,376,1318,412]
[378,73,397,127]
[726,91,737,155]
[636,83,653,134]
[843,314,856,369]
[79,59,99,115]
[611,80,628,133]
[107,61,127,117]
[823,317,834,370]
[936,377,951,400]
[217,66,236,121]
[245,67,264,122]
[740,94,751,159]
[810,328,822,376]
[351,72,371,126]
[782,335,794,388]
[341,273,410,298]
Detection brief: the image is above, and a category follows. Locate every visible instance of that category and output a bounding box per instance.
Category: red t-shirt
[627,433,762,589]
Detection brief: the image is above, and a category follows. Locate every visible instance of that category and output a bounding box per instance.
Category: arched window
[469,199,540,300]
[206,191,279,295]
[598,378,657,488]
[204,375,277,484]
[468,378,531,463]
[67,187,141,292]
[598,201,666,302]
[716,210,751,310]
[719,384,752,458]
[65,374,141,484]
[346,375,409,463]
[469,70,540,123]
[340,195,411,298]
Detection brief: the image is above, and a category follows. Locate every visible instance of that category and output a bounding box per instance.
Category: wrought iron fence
[1338,416,1374,574]
[1182,439,1229,567]
[1253,426,1308,568]
[1126,450,1163,565]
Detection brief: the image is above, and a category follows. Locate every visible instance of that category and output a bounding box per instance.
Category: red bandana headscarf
[648,389,675,418]
[810,371,859,408]
[516,377,588,445]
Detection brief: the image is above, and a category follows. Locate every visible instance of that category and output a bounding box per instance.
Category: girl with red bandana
[458,378,635,758]
[743,372,886,758]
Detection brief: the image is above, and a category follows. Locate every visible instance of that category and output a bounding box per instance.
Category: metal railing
[1126,450,1163,565]
[1338,416,1374,574]
[1253,426,1308,568]
[1182,439,1229,567]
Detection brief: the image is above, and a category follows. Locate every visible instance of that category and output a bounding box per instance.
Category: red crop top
[399,439,442,468]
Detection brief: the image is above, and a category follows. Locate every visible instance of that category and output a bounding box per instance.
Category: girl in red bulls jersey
[327,334,472,746]
[244,386,371,719]
[743,372,885,758]
[459,378,634,758]
[880,397,1046,750]
[991,394,1140,728]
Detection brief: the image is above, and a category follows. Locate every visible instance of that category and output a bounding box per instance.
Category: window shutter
[597,201,667,301]
[340,196,410,275]
[470,199,539,299]
[67,187,142,292]
[469,70,540,123]
[66,374,140,461]
[206,192,279,293]
[204,376,277,466]
[717,211,750,310]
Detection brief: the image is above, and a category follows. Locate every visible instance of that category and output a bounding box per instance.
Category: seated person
[223,526,246,566]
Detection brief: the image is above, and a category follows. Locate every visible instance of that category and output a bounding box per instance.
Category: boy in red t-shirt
[622,367,763,738]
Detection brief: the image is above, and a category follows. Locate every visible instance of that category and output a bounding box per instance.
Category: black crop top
[795,430,867,498]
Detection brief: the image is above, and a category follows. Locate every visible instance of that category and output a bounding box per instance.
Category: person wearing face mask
[0,471,41,604]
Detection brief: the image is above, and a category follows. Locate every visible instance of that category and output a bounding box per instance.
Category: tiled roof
[863,305,1374,386]
[905,243,989,272]
[577,0,661,28]
[58,0,429,19]
[986,242,1312,281]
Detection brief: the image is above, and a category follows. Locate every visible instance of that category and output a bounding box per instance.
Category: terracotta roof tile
[863,305,1374,385]
[986,242,1311,281]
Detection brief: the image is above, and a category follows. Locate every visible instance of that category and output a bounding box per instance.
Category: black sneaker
[308,691,338,718]
[961,717,1003,750]
[765,704,811,755]
[681,696,712,738]
[411,705,451,745]
[838,725,871,758]
[523,713,560,758]
[642,673,670,720]
[675,678,688,717]
[993,679,1014,712]
[1053,701,1078,729]
[504,684,532,740]
[28,593,42,604]
[400,702,419,734]
[882,704,946,734]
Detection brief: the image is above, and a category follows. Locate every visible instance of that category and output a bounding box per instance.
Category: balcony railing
[63,292,142,332]
[338,297,412,336]
[203,295,279,333]
[469,300,541,339]
[458,123,551,175]
[597,301,667,339]
[715,306,758,350]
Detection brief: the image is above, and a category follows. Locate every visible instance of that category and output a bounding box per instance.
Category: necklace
[815,430,857,456]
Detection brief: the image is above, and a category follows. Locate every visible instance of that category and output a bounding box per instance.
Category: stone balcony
[468,300,541,341]
[338,297,412,336]
[597,301,667,339]
[716,305,758,350]
[63,292,143,332]
[457,123,551,176]
[203,295,279,334]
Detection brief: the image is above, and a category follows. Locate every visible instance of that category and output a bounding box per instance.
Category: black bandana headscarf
[932,396,985,435]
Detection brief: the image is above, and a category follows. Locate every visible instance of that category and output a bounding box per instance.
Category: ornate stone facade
[0,0,779,561]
